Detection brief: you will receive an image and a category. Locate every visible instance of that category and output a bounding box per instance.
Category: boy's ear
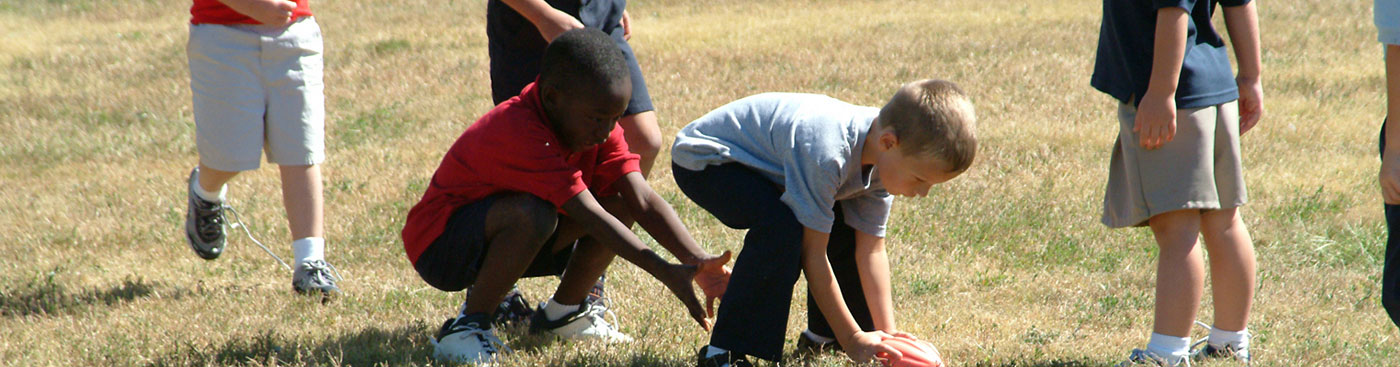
[880,131,900,151]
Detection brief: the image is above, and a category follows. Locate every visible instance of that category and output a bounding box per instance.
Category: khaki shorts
[1102,101,1247,228]
[188,17,325,171]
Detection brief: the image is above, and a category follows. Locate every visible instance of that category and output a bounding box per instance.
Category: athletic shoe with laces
[795,330,842,356]
[696,346,753,367]
[292,259,341,297]
[465,286,536,327]
[1116,348,1187,367]
[528,300,633,342]
[185,167,227,260]
[432,313,510,364]
[1192,343,1250,365]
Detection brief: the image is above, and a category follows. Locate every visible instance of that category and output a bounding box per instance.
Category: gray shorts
[188,16,325,171]
[1102,101,1247,228]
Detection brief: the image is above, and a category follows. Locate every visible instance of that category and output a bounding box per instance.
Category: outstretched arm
[1223,2,1264,134]
[854,231,898,334]
[500,0,585,42]
[803,227,902,363]
[614,172,732,316]
[560,189,712,330]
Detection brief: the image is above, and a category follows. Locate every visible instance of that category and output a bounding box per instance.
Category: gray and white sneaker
[1116,348,1187,367]
[185,167,226,260]
[433,313,509,365]
[292,259,341,297]
[1193,343,1250,365]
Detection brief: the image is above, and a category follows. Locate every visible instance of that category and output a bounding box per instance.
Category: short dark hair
[877,79,978,172]
[538,29,630,95]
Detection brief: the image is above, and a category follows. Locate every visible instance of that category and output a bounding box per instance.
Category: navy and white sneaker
[432,313,509,365]
[185,167,226,260]
[292,259,341,298]
[528,301,633,343]
[465,286,535,327]
[696,346,753,367]
[1116,349,1186,367]
[1192,343,1250,365]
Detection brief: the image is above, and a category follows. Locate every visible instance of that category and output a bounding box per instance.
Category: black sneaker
[1193,343,1250,365]
[185,167,226,260]
[795,330,842,356]
[496,288,536,326]
[696,346,752,367]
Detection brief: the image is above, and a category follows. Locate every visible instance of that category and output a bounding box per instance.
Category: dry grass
[0,0,1395,365]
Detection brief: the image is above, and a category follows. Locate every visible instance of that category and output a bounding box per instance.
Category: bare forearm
[854,234,895,332]
[1223,3,1262,81]
[1147,7,1189,96]
[801,228,861,346]
[563,192,672,274]
[621,174,707,264]
[499,0,559,24]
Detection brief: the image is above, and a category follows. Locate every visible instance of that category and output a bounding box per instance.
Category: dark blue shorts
[486,0,653,116]
[413,193,574,292]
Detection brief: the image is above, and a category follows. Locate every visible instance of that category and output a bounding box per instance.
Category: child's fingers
[875,343,904,363]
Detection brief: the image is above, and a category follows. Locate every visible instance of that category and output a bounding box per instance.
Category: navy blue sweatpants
[673,162,874,361]
[1381,119,1400,329]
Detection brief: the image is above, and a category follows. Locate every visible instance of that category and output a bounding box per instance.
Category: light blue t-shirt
[1379,0,1400,45]
[672,93,894,237]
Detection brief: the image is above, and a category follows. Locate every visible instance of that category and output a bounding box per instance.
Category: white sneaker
[1116,348,1188,367]
[432,313,509,364]
[528,301,633,343]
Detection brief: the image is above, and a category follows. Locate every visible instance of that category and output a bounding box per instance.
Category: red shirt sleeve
[588,124,642,197]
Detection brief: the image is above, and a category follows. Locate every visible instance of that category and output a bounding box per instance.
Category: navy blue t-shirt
[1091,0,1251,108]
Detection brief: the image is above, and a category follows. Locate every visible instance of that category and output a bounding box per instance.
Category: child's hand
[221,0,297,26]
[1383,151,1400,204]
[844,330,903,364]
[658,262,713,331]
[1134,91,1177,150]
[693,250,733,317]
[619,10,633,41]
[535,8,585,42]
[1236,76,1264,134]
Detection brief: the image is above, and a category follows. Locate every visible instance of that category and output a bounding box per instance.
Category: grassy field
[0,0,1395,365]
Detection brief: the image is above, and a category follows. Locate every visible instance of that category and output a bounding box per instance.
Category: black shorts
[413,194,574,292]
[486,0,653,115]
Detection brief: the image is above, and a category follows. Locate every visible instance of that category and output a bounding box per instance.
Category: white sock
[704,345,729,358]
[191,173,227,203]
[292,237,325,265]
[802,329,836,344]
[1208,326,1249,349]
[1145,333,1191,365]
[543,297,580,321]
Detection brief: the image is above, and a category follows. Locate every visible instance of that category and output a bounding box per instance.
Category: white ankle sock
[192,173,227,203]
[292,237,324,265]
[543,297,580,321]
[1145,333,1191,364]
[1208,326,1249,349]
[802,329,836,344]
[704,345,729,358]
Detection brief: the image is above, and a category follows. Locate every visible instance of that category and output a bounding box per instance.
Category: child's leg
[548,194,634,305]
[1147,209,1205,338]
[674,162,804,361]
[617,111,662,176]
[806,206,875,339]
[1199,207,1255,332]
[278,164,324,240]
[463,193,561,315]
[196,163,239,195]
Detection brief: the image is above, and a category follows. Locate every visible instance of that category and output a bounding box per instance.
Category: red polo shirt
[401,82,641,263]
[191,0,312,25]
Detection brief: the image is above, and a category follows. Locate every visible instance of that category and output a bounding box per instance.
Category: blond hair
[876,79,977,172]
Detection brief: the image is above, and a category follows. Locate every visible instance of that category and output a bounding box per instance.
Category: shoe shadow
[147,321,436,367]
[0,273,186,317]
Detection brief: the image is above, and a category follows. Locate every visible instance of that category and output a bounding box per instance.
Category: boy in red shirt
[402,29,731,364]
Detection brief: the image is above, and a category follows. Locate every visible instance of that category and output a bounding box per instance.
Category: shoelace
[222,204,293,272]
[1188,321,1250,365]
[431,321,514,355]
[193,199,227,240]
[585,277,621,328]
[299,259,343,285]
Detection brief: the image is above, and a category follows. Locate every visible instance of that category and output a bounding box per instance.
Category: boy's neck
[860,121,883,166]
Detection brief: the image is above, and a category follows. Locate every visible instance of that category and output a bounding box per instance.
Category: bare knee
[1148,210,1202,253]
[486,193,559,246]
[619,112,662,158]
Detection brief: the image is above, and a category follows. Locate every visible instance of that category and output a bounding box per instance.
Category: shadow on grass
[972,357,1096,367]
[0,274,183,317]
[148,321,435,367]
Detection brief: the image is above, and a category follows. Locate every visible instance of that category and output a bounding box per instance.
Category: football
[877,336,945,367]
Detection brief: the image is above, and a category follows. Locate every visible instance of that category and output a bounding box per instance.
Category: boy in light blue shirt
[673,80,976,366]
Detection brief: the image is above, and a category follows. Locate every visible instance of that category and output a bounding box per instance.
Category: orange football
[877,336,944,367]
